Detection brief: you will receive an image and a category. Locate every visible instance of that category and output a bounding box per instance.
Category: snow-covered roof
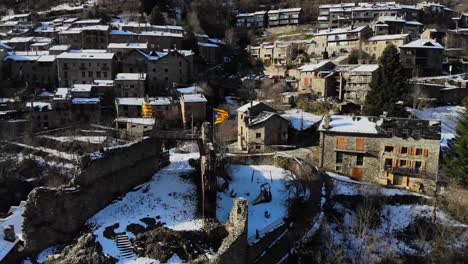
[56,52,115,60]
[139,31,183,38]
[0,204,24,262]
[367,34,409,41]
[176,85,204,94]
[54,88,70,100]
[318,115,379,134]
[116,97,173,106]
[107,43,148,49]
[0,42,13,50]
[248,111,285,126]
[198,42,219,48]
[281,109,323,130]
[114,117,155,126]
[72,84,93,92]
[49,45,71,51]
[25,101,52,111]
[350,64,379,72]
[71,98,100,104]
[73,19,102,24]
[110,29,137,35]
[37,90,54,97]
[237,101,261,112]
[315,25,368,36]
[115,73,146,81]
[37,55,56,62]
[208,38,225,45]
[93,80,114,86]
[268,8,302,14]
[400,39,444,49]
[182,94,207,103]
[299,60,334,72]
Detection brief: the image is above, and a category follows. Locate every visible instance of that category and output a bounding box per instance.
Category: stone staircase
[115,233,137,260]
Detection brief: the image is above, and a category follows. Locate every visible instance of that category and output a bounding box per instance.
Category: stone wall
[22,137,167,253]
[194,198,248,264]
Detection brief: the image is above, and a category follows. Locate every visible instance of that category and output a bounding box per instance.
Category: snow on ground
[320,170,467,262]
[36,246,61,264]
[124,254,185,264]
[217,165,290,241]
[87,150,203,260]
[0,205,24,262]
[40,135,108,144]
[281,109,322,131]
[407,106,465,148]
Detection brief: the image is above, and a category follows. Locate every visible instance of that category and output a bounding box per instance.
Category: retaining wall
[22,137,167,253]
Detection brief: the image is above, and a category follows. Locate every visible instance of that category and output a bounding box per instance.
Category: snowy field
[40,135,108,144]
[281,109,322,131]
[316,172,468,262]
[217,165,290,241]
[407,106,465,148]
[86,150,203,261]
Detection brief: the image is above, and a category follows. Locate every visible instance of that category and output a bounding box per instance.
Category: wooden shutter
[402,176,408,186]
[399,147,403,154]
[356,138,365,151]
[423,149,428,157]
[304,78,309,85]
[336,136,345,150]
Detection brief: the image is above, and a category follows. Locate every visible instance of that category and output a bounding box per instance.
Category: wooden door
[351,167,362,180]
[336,136,345,150]
[356,138,365,151]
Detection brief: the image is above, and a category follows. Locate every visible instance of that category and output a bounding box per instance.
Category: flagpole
[212,107,215,144]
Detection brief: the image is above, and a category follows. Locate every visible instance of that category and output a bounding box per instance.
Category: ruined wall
[197,198,248,264]
[22,137,168,253]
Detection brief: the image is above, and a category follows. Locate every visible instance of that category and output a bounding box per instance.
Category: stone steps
[115,233,136,260]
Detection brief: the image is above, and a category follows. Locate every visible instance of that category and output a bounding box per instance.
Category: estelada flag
[214,108,229,124]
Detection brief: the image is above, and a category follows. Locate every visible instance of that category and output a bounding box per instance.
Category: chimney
[323,115,331,129]
[4,225,16,242]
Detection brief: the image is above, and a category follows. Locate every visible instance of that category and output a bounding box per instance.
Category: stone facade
[343,64,379,105]
[237,102,289,152]
[314,25,373,55]
[114,73,146,97]
[399,39,444,77]
[56,52,116,87]
[319,115,441,190]
[363,34,410,60]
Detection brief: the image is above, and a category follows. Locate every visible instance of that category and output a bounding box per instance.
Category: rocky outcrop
[44,233,116,264]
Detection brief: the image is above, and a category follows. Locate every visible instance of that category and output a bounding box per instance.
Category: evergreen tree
[363,44,407,117]
[446,99,468,187]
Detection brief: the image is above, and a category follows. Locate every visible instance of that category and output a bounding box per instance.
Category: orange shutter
[356,138,365,151]
[304,78,309,85]
[399,147,403,154]
[402,176,408,186]
[423,149,428,157]
[336,137,345,150]
[393,159,397,168]
[408,147,413,155]
[422,161,426,170]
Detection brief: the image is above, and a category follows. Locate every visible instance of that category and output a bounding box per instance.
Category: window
[412,130,421,138]
[415,148,423,156]
[96,71,101,78]
[415,161,422,170]
[401,147,408,154]
[164,68,168,73]
[402,129,409,137]
[81,71,85,77]
[399,160,407,167]
[384,146,394,153]
[256,133,261,138]
[356,138,365,151]
[240,126,243,135]
[387,128,393,136]
[255,145,261,149]
[88,71,93,77]
[336,136,345,150]
[356,154,364,166]
[103,72,108,78]
[385,158,392,167]
[336,152,343,164]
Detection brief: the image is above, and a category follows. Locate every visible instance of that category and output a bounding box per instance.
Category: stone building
[267,8,302,27]
[237,101,289,152]
[343,64,379,105]
[318,115,441,190]
[114,117,155,138]
[3,52,57,88]
[109,29,183,51]
[115,97,180,120]
[121,49,193,95]
[297,60,336,96]
[180,94,207,128]
[399,39,444,77]
[71,98,101,124]
[314,25,373,56]
[363,34,411,60]
[247,41,297,66]
[58,25,110,50]
[114,73,146,97]
[56,52,116,87]
[235,11,267,29]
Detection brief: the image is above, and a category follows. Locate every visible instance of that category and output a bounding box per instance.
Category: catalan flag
[214,108,229,125]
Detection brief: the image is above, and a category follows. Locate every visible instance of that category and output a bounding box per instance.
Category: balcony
[384,166,426,176]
